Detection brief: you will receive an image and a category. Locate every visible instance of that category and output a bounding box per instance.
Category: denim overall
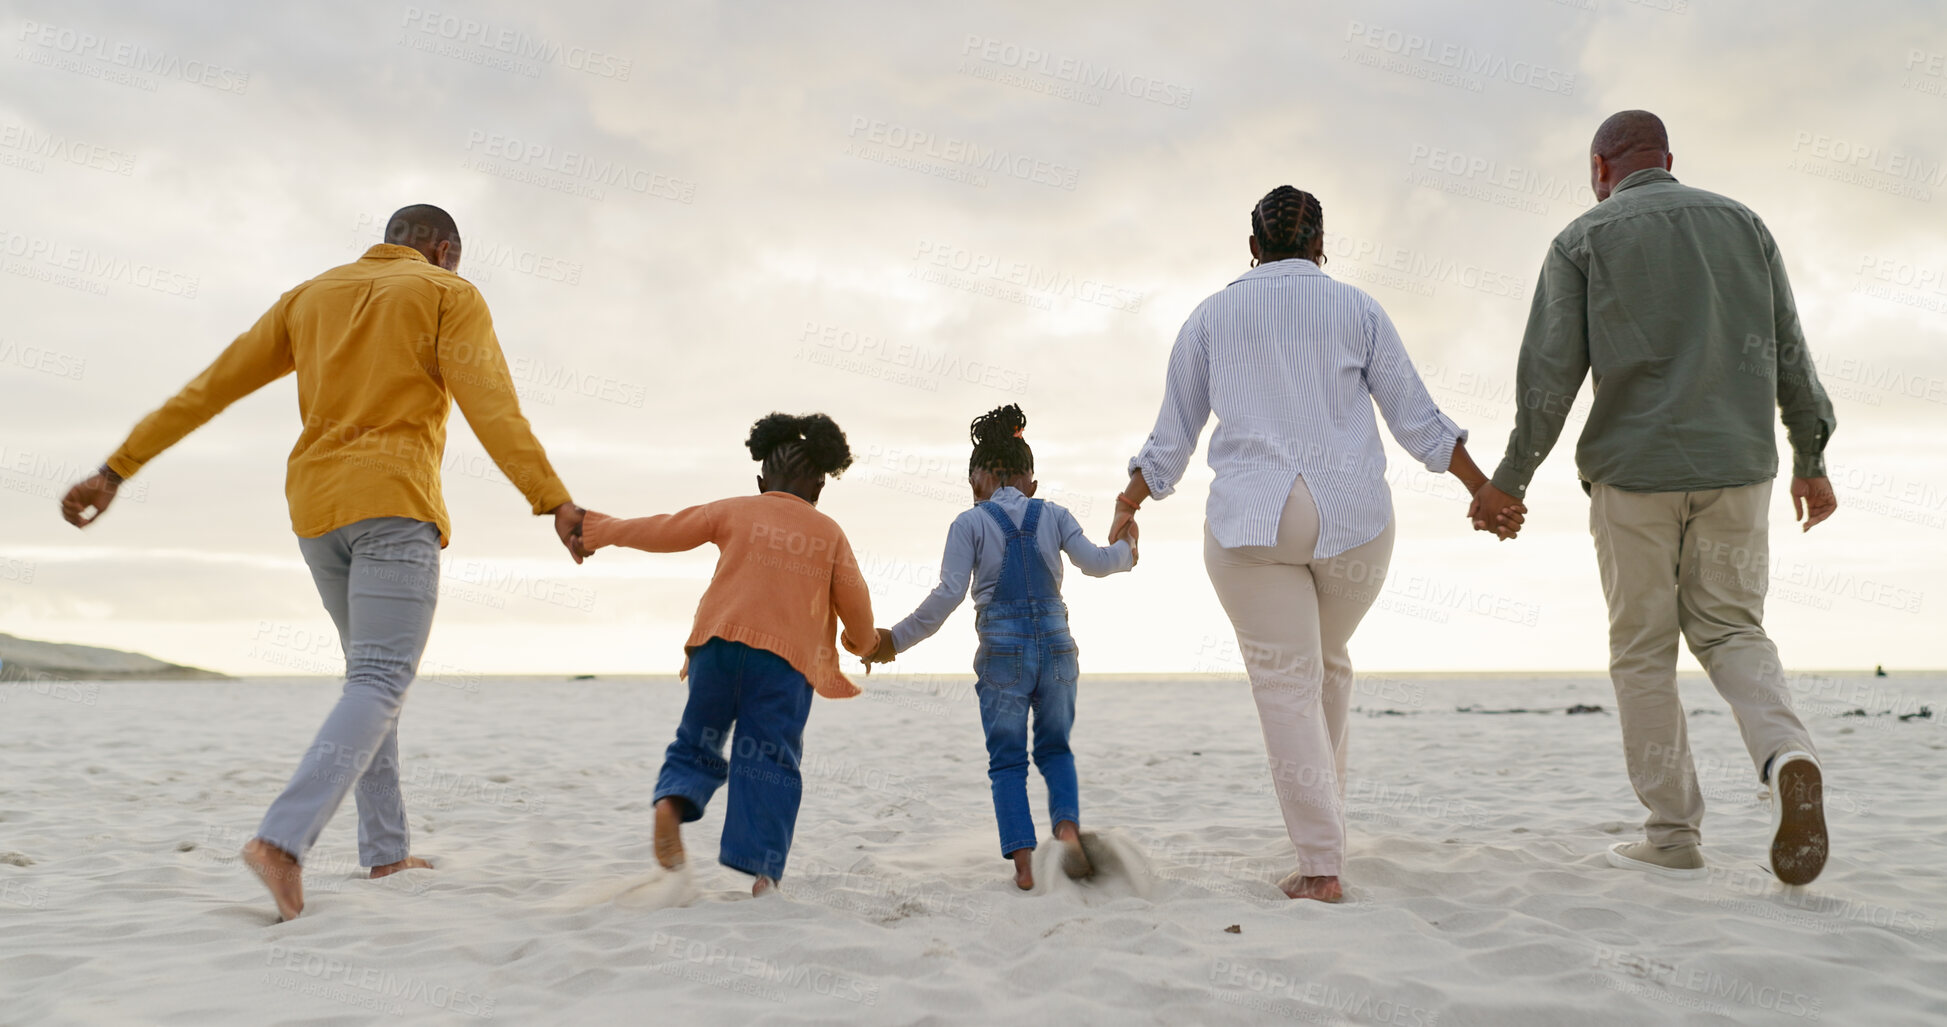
[972,498,1081,857]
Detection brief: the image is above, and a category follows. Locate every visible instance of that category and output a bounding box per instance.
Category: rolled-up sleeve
[1362,299,1465,473]
[1129,306,1211,499]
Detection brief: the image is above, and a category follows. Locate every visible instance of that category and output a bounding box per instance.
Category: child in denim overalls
[865,405,1136,889]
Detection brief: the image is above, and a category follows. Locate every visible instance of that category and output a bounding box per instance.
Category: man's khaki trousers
[1589,480,1815,850]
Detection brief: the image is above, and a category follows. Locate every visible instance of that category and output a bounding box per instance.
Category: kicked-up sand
[1,672,1942,1025]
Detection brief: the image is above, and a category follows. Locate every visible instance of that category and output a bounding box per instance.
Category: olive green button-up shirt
[1490,168,1834,497]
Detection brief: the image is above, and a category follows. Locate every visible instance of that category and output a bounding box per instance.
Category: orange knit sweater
[582,493,877,698]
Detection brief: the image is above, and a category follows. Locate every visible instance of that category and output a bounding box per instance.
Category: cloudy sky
[2,0,1942,679]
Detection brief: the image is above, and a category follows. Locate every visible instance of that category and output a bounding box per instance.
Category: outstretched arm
[1058,505,1134,576]
[64,294,296,527]
[435,284,582,554]
[879,516,978,658]
[580,504,721,554]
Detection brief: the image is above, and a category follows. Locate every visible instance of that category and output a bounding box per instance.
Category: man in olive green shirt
[1470,111,1837,886]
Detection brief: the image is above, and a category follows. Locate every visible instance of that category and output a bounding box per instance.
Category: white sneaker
[1768,751,1828,886]
[1605,840,1708,881]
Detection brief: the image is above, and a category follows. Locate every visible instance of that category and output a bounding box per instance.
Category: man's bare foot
[369,856,433,879]
[242,838,304,921]
[752,875,776,897]
[653,797,686,870]
[1054,821,1093,880]
[1009,849,1034,891]
[1277,870,1343,903]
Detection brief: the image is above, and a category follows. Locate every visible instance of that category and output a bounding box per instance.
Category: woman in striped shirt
[1110,185,1513,902]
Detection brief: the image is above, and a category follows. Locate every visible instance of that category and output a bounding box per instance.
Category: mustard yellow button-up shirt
[106,244,570,543]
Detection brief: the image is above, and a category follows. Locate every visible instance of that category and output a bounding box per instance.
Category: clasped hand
[1467,482,1527,541]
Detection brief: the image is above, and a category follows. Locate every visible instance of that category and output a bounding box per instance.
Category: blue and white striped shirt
[1130,259,1465,558]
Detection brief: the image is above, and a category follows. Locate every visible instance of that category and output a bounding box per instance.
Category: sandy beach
[1,671,1941,1025]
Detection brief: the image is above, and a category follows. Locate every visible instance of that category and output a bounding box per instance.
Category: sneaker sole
[1605,842,1707,881]
[1770,759,1828,886]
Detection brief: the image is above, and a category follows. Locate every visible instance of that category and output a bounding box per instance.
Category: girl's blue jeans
[653,638,815,880]
[973,599,1080,857]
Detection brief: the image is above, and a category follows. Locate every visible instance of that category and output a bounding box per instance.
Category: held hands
[553,502,592,563]
[860,628,897,675]
[1466,481,1527,541]
[60,469,121,528]
[1791,476,1836,532]
[1107,488,1143,564]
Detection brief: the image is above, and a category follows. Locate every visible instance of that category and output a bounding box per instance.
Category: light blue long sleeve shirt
[1130,259,1466,559]
[888,487,1133,652]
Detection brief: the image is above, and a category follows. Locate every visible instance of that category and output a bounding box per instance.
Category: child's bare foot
[1054,821,1092,880]
[369,856,432,879]
[242,838,304,921]
[653,798,686,870]
[1277,870,1343,903]
[752,875,776,897]
[1010,849,1034,891]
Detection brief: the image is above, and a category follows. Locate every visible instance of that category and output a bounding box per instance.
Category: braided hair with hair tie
[1250,185,1326,265]
[747,412,854,482]
[968,404,1033,479]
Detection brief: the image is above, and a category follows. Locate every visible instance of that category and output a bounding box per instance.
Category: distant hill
[0,633,228,681]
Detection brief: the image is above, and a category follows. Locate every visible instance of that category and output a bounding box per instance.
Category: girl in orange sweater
[578,413,877,895]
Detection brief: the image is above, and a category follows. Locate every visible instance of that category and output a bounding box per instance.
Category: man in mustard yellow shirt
[60,204,585,920]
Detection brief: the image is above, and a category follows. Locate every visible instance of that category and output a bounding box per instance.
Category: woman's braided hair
[747,412,853,481]
[969,404,1033,479]
[1250,185,1325,264]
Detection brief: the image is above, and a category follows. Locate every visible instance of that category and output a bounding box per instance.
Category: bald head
[383,204,462,270]
[1592,110,1668,161]
[1588,110,1673,202]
